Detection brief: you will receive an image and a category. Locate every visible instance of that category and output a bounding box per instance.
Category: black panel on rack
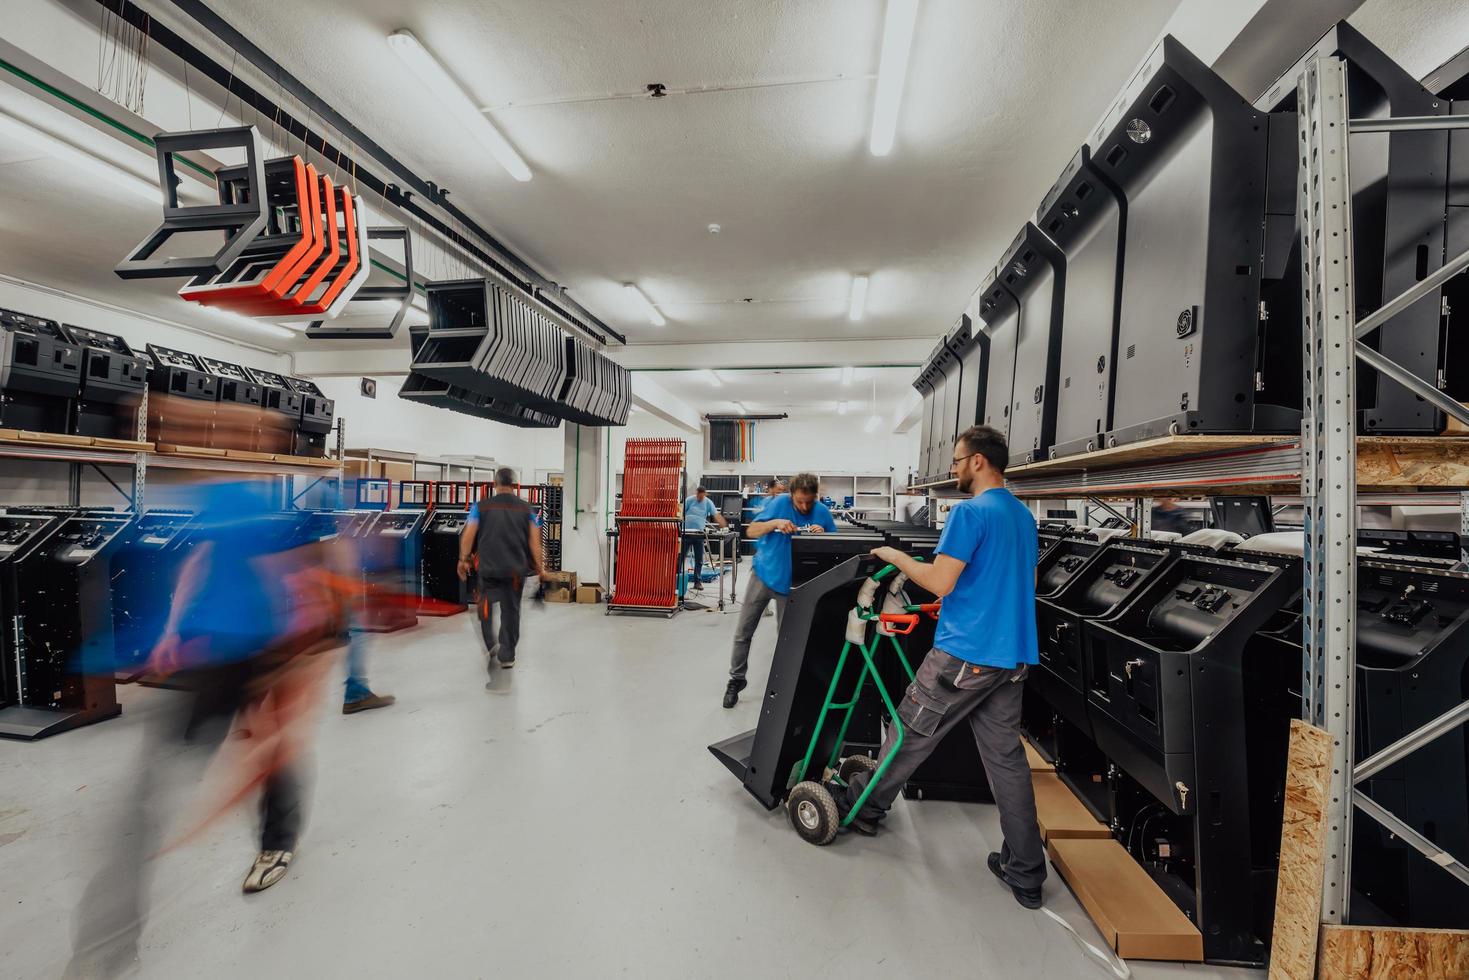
[947,313,988,455]
[245,366,305,440]
[145,344,218,446]
[1095,35,1298,446]
[0,309,83,434]
[284,376,334,456]
[1037,147,1126,459]
[931,333,961,473]
[911,361,936,483]
[399,370,559,428]
[977,269,1020,443]
[1259,23,1454,433]
[922,338,949,481]
[60,324,147,441]
[998,224,1066,464]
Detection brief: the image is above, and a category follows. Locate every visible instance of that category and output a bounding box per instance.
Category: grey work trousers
[844,649,1046,891]
[727,572,788,681]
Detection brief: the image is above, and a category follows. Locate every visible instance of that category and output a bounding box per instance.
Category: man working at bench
[723,472,837,708]
[838,424,1045,909]
[680,486,728,593]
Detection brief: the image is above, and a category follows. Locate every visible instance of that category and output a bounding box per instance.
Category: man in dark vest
[458,467,545,670]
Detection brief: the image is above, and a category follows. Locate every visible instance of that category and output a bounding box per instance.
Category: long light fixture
[205,309,297,341]
[848,275,869,322]
[863,414,881,433]
[0,111,157,202]
[841,365,855,385]
[869,0,920,157]
[387,29,532,182]
[838,400,849,415]
[624,283,666,326]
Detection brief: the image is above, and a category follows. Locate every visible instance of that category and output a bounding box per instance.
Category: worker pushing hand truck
[784,561,940,845]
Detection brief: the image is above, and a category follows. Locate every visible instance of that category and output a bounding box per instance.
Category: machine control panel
[372,513,423,537]
[134,512,192,547]
[0,515,56,558]
[64,325,133,355]
[147,344,206,371]
[48,517,130,563]
[198,357,253,382]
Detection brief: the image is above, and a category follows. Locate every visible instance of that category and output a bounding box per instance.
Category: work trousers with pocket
[478,576,523,662]
[844,648,1046,891]
[728,572,788,681]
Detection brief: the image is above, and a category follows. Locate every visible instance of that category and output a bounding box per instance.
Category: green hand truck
[784,562,941,845]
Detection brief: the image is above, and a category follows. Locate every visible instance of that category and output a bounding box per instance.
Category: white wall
[312,375,565,480]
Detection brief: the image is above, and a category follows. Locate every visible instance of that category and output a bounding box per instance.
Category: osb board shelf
[153,445,340,469]
[1317,924,1469,979]
[1008,434,1291,479]
[0,428,152,453]
[1049,836,1205,962]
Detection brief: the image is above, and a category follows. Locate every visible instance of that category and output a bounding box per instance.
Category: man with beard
[835,425,1046,909]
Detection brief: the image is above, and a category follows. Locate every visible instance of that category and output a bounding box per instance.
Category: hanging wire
[215,48,239,126]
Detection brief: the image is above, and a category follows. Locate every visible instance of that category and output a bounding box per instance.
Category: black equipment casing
[1258,23,1453,434]
[1096,36,1299,446]
[0,309,83,434]
[198,357,265,451]
[977,268,1021,443]
[108,510,195,677]
[357,509,426,632]
[1037,147,1127,458]
[998,224,1066,464]
[284,376,334,457]
[61,324,147,441]
[421,507,474,610]
[244,366,305,455]
[145,344,218,446]
[947,313,989,464]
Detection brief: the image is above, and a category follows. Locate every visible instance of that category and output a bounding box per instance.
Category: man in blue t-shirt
[680,486,727,593]
[724,472,837,708]
[837,425,1046,910]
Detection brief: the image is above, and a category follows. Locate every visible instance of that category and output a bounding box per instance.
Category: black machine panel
[922,337,949,482]
[199,356,264,408]
[1081,549,1299,964]
[977,270,1020,442]
[109,510,195,676]
[1259,23,1454,433]
[421,507,473,611]
[145,344,218,446]
[948,313,988,454]
[0,308,83,434]
[1351,559,1469,929]
[1095,36,1299,446]
[1037,147,1126,458]
[284,376,334,457]
[61,324,147,441]
[358,509,426,632]
[998,224,1066,464]
[912,360,937,485]
[791,531,884,588]
[0,513,132,740]
[199,356,265,452]
[930,336,961,478]
[245,366,305,455]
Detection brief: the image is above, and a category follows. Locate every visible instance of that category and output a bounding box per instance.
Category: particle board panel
[1009,434,1291,478]
[223,449,279,463]
[1357,437,1469,489]
[89,437,153,452]
[1267,719,1335,980]
[1317,925,1469,979]
[1032,770,1109,841]
[154,443,228,458]
[12,429,95,446]
[1048,836,1204,962]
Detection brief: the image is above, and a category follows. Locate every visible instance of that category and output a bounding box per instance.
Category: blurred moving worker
[459,467,546,670]
[723,472,836,708]
[67,481,347,978]
[680,485,728,592]
[838,426,1046,909]
[339,524,396,712]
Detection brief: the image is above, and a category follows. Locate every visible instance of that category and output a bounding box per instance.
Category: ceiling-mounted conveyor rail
[85,0,621,348]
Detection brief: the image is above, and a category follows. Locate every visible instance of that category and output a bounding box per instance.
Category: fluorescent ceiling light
[205,309,297,341]
[387,29,532,182]
[0,111,157,202]
[704,369,722,387]
[838,400,849,415]
[848,275,869,322]
[869,0,919,157]
[623,283,666,327]
[841,365,855,386]
[863,414,881,433]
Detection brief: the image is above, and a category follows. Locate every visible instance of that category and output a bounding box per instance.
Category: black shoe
[722,678,747,709]
[826,780,881,836]
[988,852,1042,909]
[498,655,515,669]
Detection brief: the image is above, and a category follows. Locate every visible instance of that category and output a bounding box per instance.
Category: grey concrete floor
[1,586,1261,979]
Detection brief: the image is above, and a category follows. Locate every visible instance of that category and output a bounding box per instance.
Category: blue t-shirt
[931,488,1039,668]
[683,495,718,531]
[751,494,838,594]
[469,500,542,527]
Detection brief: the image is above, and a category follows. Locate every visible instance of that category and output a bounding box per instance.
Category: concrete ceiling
[158,0,1179,346]
[639,366,915,419]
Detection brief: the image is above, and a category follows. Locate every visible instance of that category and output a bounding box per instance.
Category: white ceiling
[641,366,916,419]
[155,0,1179,346]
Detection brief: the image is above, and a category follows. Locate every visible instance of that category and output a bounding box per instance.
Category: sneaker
[342,693,395,715]
[827,779,881,836]
[243,850,293,893]
[988,852,1042,909]
[722,677,747,709]
[498,654,516,669]
[693,582,704,592]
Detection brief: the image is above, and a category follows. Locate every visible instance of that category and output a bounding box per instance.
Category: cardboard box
[575,583,604,604]
[1048,837,1203,961]
[1023,738,1054,772]
[544,585,574,603]
[544,570,578,588]
[1031,771,1110,842]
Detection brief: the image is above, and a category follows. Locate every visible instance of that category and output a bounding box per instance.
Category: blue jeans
[344,628,371,703]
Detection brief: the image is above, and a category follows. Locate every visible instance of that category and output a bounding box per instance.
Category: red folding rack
[608,438,685,614]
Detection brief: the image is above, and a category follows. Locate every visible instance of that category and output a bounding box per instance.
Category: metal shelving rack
[904,54,1469,934]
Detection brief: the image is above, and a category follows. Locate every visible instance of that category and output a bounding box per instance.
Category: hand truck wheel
[837,754,878,785]
[787,781,840,845]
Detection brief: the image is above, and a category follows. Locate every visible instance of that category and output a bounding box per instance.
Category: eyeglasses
[950,452,980,470]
